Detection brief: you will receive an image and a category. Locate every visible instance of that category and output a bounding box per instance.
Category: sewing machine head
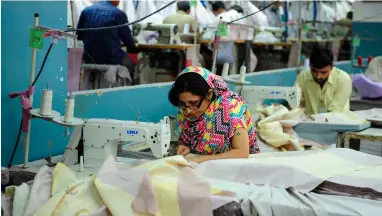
[238,85,301,111]
[67,116,172,171]
[133,23,181,44]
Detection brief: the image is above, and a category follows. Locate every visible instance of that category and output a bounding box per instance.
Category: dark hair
[346,11,353,20]
[230,5,244,14]
[210,1,225,12]
[310,48,334,69]
[168,73,211,107]
[177,1,191,13]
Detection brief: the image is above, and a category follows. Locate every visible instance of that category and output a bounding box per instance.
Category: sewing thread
[64,97,75,123]
[239,64,246,83]
[39,89,53,116]
[221,63,229,78]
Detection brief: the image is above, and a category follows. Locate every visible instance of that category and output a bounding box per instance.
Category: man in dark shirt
[77,0,138,85]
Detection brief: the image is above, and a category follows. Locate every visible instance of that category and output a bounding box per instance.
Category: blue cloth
[77,2,136,65]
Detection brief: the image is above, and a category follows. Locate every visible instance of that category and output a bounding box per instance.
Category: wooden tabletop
[288,38,347,43]
[200,39,291,47]
[137,43,194,50]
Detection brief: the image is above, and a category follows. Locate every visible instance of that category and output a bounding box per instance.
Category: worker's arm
[327,74,352,112]
[186,127,250,163]
[118,12,139,53]
[76,12,85,41]
[295,73,305,107]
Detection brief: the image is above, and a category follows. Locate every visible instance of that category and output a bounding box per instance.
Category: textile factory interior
[1,0,382,215]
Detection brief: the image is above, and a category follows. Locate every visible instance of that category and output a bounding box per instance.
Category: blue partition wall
[1,1,68,165]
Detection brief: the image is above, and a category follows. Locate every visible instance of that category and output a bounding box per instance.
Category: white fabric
[319,2,335,22]
[1,194,13,216]
[23,166,54,216]
[117,0,136,30]
[216,9,243,24]
[136,0,164,24]
[69,0,92,28]
[364,56,382,82]
[155,0,177,18]
[241,184,382,216]
[13,183,30,216]
[239,0,269,27]
[190,0,215,25]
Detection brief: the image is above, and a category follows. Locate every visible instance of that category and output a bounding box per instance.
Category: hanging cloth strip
[8,86,35,132]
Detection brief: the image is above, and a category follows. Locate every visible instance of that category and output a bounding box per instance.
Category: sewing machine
[133,23,181,45]
[62,116,172,173]
[237,86,301,111]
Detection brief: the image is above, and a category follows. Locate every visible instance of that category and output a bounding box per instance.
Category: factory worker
[169,66,260,163]
[211,1,243,24]
[163,1,197,43]
[264,1,283,27]
[296,48,352,115]
[77,0,139,81]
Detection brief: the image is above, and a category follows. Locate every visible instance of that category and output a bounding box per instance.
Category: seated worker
[169,66,260,163]
[163,1,197,35]
[296,48,352,115]
[264,1,283,27]
[77,0,139,85]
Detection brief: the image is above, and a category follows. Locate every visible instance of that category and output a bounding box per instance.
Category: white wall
[353,1,382,22]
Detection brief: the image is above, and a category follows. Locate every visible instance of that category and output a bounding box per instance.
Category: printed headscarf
[177,66,258,155]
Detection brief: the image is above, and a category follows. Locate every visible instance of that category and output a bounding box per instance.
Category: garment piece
[8,86,35,132]
[177,66,259,155]
[77,2,136,65]
[13,183,30,216]
[296,67,352,115]
[23,166,54,216]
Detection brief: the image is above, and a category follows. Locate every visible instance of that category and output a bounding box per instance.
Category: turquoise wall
[1,1,68,165]
[352,22,382,58]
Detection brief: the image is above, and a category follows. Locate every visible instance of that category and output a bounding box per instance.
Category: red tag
[128,54,138,64]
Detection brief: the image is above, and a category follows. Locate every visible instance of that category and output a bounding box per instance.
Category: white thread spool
[80,156,84,172]
[239,64,246,83]
[40,89,53,116]
[221,63,229,78]
[304,58,310,70]
[64,97,75,123]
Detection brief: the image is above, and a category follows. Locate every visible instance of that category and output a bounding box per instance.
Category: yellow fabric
[256,105,305,151]
[35,164,104,216]
[51,163,77,195]
[35,156,225,216]
[296,67,352,115]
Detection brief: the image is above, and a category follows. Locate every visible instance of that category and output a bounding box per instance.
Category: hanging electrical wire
[66,0,176,32]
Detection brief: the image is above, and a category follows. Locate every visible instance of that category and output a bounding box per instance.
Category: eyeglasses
[178,97,205,111]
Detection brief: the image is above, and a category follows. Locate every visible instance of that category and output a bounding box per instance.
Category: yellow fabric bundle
[34,156,233,216]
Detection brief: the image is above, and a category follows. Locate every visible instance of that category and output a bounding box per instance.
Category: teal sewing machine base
[294,121,371,146]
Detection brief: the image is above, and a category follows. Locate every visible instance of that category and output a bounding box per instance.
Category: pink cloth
[8,86,35,132]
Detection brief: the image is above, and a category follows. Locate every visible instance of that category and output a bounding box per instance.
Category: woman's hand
[185,155,202,163]
[176,144,190,156]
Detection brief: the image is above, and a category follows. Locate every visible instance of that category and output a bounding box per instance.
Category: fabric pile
[2,149,382,216]
[255,105,326,152]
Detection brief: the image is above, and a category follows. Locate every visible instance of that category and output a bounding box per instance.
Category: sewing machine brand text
[270,91,281,95]
[126,130,139,135]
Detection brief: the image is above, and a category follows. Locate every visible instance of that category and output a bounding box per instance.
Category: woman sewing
[168,66,260,163]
